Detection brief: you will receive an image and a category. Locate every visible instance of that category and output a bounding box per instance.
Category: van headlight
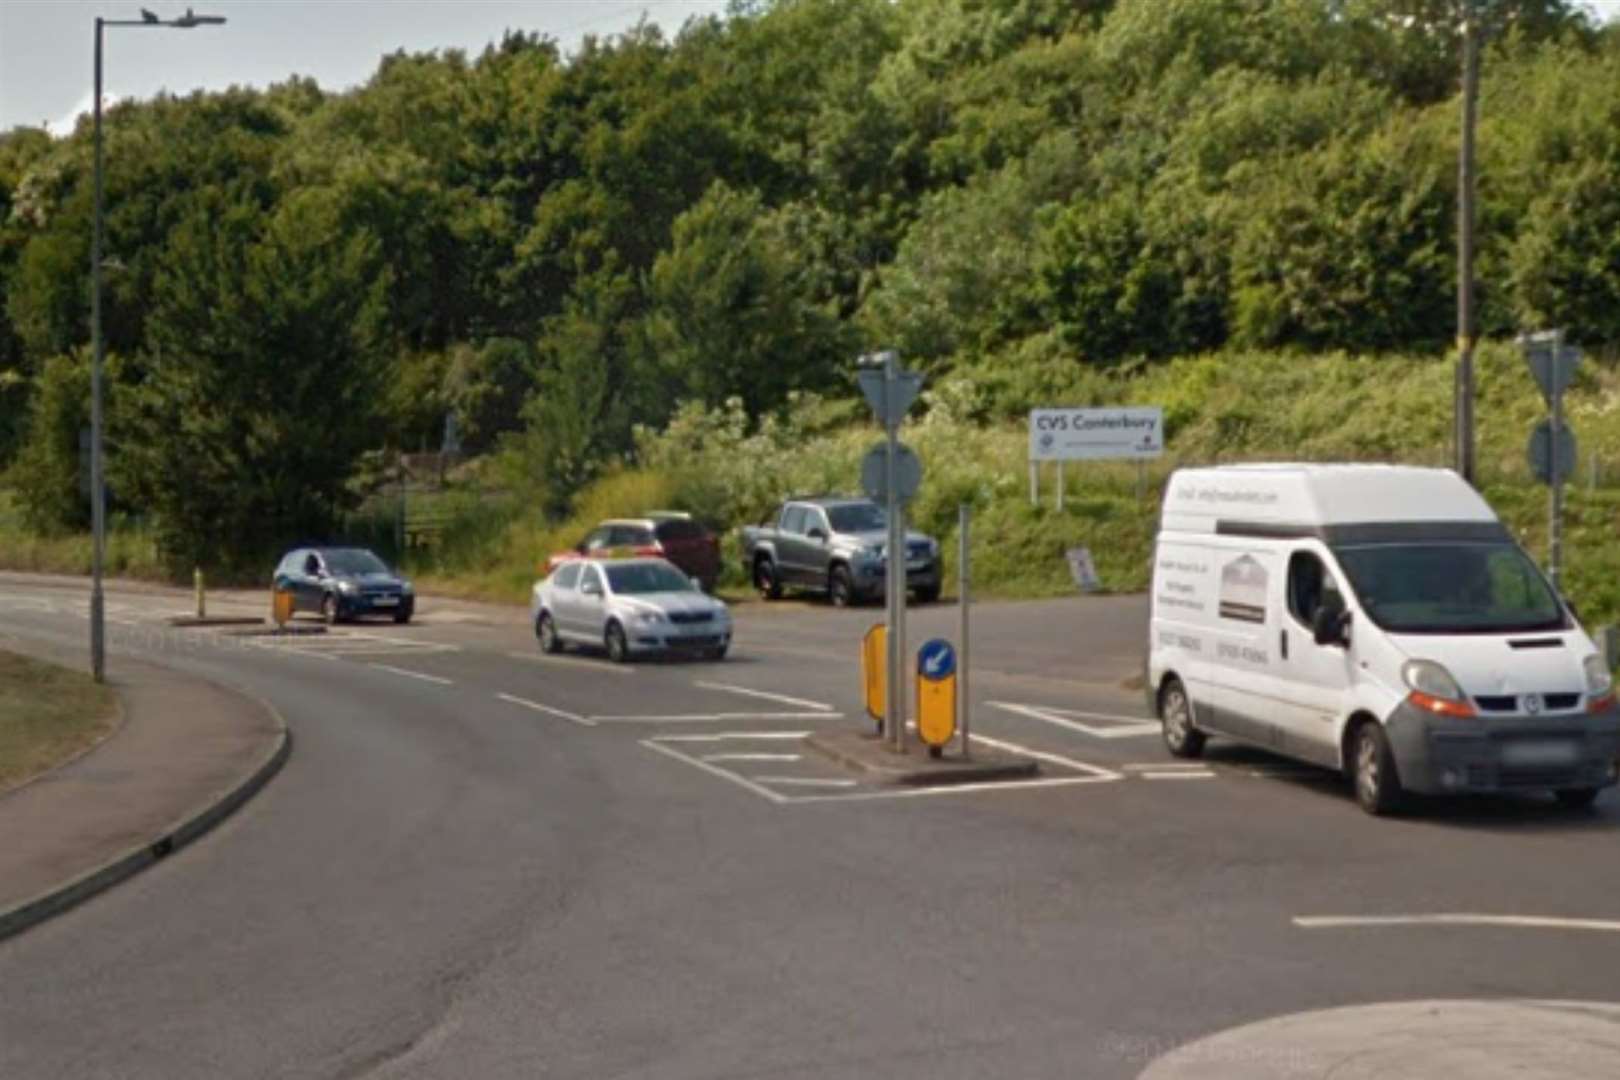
[1583,655,1613,697]
[1402,660,1475,718]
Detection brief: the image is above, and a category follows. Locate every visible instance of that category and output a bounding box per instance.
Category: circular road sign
[860,441,922,503]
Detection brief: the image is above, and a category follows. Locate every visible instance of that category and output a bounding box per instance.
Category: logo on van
[1522,693,1542,715]
[1218,554,1268,625]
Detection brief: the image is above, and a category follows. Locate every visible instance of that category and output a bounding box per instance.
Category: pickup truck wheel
[754,557,783,600]
[829,566,854,608]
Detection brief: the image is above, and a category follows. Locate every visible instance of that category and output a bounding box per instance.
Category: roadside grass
[0,650,119,793]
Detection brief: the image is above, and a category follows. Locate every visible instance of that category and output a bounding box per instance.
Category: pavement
[0,632,289,940]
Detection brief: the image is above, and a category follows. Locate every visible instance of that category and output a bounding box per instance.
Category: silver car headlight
[337,580,358,595]
[631,610,664,625]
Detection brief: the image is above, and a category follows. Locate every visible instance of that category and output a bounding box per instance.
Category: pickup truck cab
[740,496,941,606]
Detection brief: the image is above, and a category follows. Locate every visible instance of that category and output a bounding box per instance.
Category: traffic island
[806,729,1038,786]
[167,615,265,628]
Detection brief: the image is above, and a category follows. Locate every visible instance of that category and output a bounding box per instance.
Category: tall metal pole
[883,355,905,752]
[89,18,107,683]
[1550,329,1565,592]
[1455,13,1480,486]
[958,503,970,760]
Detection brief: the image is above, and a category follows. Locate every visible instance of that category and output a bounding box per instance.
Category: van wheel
[1159,678,1205,759]
[1555,787,1601,810]
[1352,721,1404,816]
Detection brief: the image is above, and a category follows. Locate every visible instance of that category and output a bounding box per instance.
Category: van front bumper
[1385,701,1620,795]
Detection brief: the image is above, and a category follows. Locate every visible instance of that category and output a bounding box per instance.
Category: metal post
[396,450,407,556]
[89,17,107,683]
[1455,15,1480,487]
[1029,458,1038,507]
[1550,329,1565,592]
[1056,460,1065,511]
[1136,460,1146,502]
[884,353,905,752]
[958,503,970,760]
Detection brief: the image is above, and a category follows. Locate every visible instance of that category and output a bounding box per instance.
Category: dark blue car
[273,546,415,625]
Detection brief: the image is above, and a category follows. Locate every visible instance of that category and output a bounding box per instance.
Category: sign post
[1520,330,1581,592]
[858,351,924,751]
[958,503,971,760]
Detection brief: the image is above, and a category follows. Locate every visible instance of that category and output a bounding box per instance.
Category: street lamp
[90,7,226,682]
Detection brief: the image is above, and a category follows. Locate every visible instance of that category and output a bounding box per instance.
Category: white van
[1146,464,1620,814]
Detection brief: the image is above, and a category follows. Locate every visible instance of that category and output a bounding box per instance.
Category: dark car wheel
[707,644,729,661]
[605,621,630,664]
[321,594,340,626]
[393,604,413,625]
[537,611,562,654]
[755,557,783,600]
[1352,721,1404,816]
[829,566,854,608]
[1159,677,1206,759]
[913,584,941,604]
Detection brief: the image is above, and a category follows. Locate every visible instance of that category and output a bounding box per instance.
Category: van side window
[1287,551,1342,627]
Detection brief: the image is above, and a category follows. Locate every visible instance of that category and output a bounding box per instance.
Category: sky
[0,0,734,135]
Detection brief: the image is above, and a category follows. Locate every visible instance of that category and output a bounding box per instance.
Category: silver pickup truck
[739,496,942,606]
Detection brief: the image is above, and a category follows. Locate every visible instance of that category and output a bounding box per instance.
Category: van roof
[1160,464,1498,535]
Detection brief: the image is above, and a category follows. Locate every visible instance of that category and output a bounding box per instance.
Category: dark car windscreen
[1333,542,1566,634]
[606,562,695,594]
[323,549,390,576]
[827,503,886,533]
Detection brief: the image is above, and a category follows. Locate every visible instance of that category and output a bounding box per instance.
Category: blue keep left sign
[918,638,956,681]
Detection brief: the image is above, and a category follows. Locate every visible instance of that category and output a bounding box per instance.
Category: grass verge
[0,650,119,793]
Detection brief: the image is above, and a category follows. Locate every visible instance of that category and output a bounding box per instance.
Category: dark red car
[545,513,721,592]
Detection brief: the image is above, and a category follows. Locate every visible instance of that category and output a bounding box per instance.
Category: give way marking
[987,700,1160,739]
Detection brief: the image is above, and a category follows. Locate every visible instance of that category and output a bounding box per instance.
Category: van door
[1272,547,1354,767]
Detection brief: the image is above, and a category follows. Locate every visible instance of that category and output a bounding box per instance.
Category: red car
[545,514,721,592]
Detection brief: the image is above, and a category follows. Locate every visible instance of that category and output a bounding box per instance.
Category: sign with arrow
[915,638,957,751]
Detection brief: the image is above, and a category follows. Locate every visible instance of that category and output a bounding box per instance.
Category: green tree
[115,188,389,570]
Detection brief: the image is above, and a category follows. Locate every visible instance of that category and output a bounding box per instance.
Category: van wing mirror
[1312,606,1351,647]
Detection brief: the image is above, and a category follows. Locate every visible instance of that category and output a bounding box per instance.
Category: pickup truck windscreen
[828,504,886,532]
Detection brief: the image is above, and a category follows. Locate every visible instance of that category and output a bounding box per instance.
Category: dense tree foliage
[1,0,1616,565]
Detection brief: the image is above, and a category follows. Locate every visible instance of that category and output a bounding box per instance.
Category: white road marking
[986,701,1160,739]
[1294,914,1620,934]
[1122,763,1205,771]
[1139,771,1216,780]
[506,650,635,674]
[650,731,812,742]
[701,753,802,763]
[370,664,452,685]
[752,776,858,788]
[495,692,596,727]
[693,681,834,712]
[588,711,843,724]
[965,731,1123,780]
[641,739,790,804]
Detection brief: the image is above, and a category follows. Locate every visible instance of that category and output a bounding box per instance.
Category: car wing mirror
[807,528,827,542]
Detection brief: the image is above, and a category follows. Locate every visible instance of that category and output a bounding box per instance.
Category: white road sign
[1029,407,1163,461]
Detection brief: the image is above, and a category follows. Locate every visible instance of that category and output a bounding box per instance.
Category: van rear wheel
[1159,678,1205,759]
[1352,721,1404,815]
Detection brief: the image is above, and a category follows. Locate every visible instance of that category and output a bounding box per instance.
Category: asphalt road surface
[2,578,1618,1079]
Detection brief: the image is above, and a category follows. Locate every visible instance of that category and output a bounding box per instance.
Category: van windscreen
[1333,542,1566,634]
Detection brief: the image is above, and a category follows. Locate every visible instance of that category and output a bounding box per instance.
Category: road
[2,577,1618,1078]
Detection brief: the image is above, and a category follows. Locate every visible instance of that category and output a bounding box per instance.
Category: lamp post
[90,7,226,682]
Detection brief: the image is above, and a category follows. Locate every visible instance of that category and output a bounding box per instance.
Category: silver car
[530,557,733,662]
